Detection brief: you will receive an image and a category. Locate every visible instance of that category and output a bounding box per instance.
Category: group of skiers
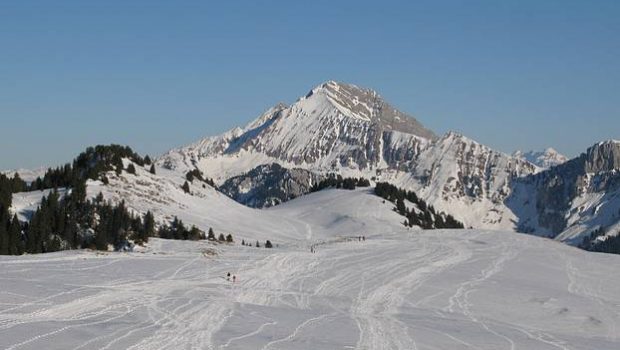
[226,272,236,282]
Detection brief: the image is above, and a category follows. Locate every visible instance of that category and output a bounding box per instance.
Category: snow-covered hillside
[10,188,67,221]
[2,228,619,349]
[76,159,404,244]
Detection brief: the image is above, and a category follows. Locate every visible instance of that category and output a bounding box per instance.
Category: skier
[232,275,236,283]
[226,272,231,281]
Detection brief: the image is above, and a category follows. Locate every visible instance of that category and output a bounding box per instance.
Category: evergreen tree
[226,234,233,243]
[189,226,203,240]
[265,240,273,248]
[142,211,155,242]
[149,164,156,175]
[95,217,108,251]
[207,228,216,241]
[255,240,260,248]
[0,212,8,255]
[114,157,124,175]
[126,163,136,175]
[396,198,406,215]
[218,233,225,242]
[241,239,245,246]
[144,155,152,165]
[182,181,190,194]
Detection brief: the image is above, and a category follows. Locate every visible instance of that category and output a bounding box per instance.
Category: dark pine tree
[95,217,108,251]
[149,164,156,175]
[182,181,190,194]
[126,163,136,175]
[142,211,155,242]
[265,240,273,248]
[0,211,8,255]
[207,228,216,241]
[226,234,233,243]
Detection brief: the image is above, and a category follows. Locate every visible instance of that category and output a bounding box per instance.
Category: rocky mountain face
[218,163,320,208]
[513,148,568,169]
[509,141,620,242]
[157,81,620,244]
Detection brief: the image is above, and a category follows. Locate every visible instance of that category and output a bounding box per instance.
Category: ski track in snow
[1,229,620,349]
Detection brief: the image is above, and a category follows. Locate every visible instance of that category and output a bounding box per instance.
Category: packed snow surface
[2,190,620,350]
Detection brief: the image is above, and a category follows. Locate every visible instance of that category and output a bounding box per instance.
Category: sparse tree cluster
[374,182,464,229]
[186,169,216,187]
[240,239,274,248]
[581,227,620,254]
[589,234,620,254]
[205,227,234,243]
[157,216,204,241]
[310,174,370,192]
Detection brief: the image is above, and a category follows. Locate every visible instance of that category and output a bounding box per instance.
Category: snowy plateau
[2,81,620,349]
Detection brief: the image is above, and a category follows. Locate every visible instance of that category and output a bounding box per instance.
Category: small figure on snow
[232,275,237,283]
[227,272,231,281]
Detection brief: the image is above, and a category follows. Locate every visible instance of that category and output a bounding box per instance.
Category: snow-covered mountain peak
[298,81,436,138]
[513,147,568,169]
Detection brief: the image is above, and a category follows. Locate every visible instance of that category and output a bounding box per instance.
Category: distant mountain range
[513,148,568,169]
[156,81,620,244]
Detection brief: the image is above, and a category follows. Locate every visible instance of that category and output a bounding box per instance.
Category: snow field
[1,229,619,349]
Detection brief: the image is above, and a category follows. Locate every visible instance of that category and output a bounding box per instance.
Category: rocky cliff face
[218,163,320,208]
[509,140,620,242]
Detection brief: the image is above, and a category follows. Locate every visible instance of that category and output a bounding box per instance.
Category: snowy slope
[1,228,619,349]
[84,160,406,244]
[10,188,67,221]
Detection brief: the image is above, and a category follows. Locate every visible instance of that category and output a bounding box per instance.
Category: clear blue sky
[1,0,619,169]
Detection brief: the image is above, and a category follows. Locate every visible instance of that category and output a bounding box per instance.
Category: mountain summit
[159,81,437,175]
[302,81,436,139]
